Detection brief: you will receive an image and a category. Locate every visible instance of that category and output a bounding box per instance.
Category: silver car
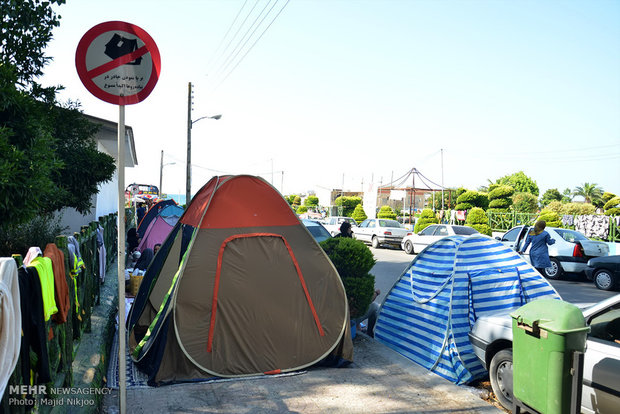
[469,294,620,413]
[496,226,609,279]
[322,216,358,236]
[401,224,479,255]
[353,218,410,249]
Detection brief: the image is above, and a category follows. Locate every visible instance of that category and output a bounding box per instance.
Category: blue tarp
[374,234,560,384]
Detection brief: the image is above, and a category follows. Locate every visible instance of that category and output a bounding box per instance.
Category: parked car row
[306,215,618,291]
[496,225,609,279]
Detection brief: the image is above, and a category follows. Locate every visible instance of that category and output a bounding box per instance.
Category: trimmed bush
[605,208,620,216]
[545,200,564,215]
[538,209,562,228]
[465,207,491,236]
[456,190,488,210]
[455,202,473,211]
[296,205,308,214]
[334,196,362,217]
[489,198,511,209]
[561,202,595,215]
[414,208,439,233]
[604,196,620,211]
[377,205,397,220]
[488,185,515,200]
[320,238,376,319]
[351,204,367,223]
[304,195,319,207]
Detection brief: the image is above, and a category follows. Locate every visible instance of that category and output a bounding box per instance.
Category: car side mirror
[495,236,501,241]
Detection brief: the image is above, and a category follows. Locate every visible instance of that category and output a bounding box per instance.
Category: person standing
[519,220,556,275]
[334,221,353,238]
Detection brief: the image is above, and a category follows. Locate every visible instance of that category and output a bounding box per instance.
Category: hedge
[414,208,438,233]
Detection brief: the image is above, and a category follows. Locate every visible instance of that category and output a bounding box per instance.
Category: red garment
[44,243,70,324]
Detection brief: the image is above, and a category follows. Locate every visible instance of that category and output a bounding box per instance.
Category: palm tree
[573,183,603,204]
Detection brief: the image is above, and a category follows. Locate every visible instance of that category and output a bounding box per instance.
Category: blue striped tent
[374,234,560,384]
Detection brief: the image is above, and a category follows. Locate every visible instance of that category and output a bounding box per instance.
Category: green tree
[334,196,362,217]
[431,189,458,210]
[320,238,376,319]
[562,188,573,203]
[512,192,539,213]
[465,207,491,235]
[351,204,367,223]
[495,171,539,196]
[488,185,514,212]
[296,205,308,214]
[377,205,397,220]
[561,202,595,216]
[1,0,115,229]
[538,209,562,228]
[602,192,617,204]
[545,201,564,216]
[455,190,488,210]
[414,208,438,233]
[303,195,319,208]
[540,188,563,207]
[573,182,603,205]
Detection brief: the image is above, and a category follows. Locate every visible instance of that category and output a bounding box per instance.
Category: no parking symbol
[75,21,161,105]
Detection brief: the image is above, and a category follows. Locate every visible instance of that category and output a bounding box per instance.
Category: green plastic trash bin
[510,299,589,414]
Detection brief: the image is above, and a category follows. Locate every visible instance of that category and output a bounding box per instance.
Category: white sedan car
[469,294,620,413]
[497,226,609,279]
[322,216,358,236]
[401,224,479,255]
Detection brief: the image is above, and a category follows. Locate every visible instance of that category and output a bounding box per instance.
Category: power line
[214,0,279,79]
[204,0,250,75]
[206,0,262,82]
[214,0,290,90]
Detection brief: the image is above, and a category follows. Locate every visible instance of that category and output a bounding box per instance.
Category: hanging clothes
[0,258,21,399]
[67,236,85,270]
[44,243,70,324]
[28,256,57,322]
[18,266,51,384]
[97,226,107,283]
[23,246,42,266]
[561,215,574,227]
[67,241,84,319]
[575,215,610,239]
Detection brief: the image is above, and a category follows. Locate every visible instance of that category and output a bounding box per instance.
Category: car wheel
[489,349,513,411]
[594,269,616,291]
[371,236,380,249]
[404,241,414,255]
[543,258,563,280]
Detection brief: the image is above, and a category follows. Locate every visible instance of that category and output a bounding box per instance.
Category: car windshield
[379,220,401,228]
[303,221,330,242]
[453,226,478,235]
[554,229,588,242]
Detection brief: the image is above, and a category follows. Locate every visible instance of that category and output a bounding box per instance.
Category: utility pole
[186,82,192,205]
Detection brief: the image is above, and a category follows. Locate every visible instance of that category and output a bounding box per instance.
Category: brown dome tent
[128,175,352,385]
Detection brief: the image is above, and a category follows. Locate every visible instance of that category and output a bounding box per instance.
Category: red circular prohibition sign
[76,21,161,105]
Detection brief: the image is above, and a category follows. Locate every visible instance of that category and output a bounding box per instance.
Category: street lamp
[186,82,222,205]
[159,150,176,198]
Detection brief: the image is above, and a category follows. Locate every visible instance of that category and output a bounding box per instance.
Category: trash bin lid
[510,299,588,334]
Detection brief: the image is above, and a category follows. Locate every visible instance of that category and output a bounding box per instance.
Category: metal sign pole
[117,103,127,414]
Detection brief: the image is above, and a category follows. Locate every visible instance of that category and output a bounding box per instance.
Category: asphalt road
[369,247,619,305]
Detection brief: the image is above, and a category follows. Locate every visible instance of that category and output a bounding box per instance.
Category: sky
[41,0,620,199]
